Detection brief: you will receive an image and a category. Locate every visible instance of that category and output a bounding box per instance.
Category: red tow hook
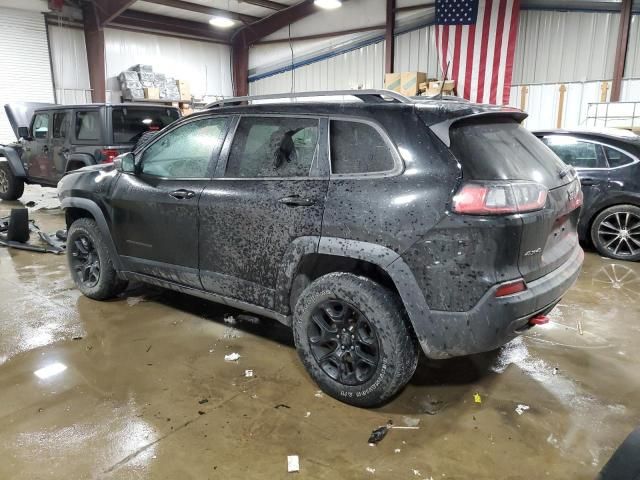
[529,314,549,326]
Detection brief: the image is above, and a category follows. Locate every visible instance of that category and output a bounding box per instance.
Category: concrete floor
[0,186,639,480]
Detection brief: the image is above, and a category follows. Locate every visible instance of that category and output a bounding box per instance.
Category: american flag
[435,0,520,105]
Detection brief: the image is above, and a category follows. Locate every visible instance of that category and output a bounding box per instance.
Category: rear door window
[112,107,180,144]
[53,112,69,139]
[225,117,319,178]
[75,111,101,141]
[541,136,606,169]
[603,145,635,168]
[330,120,395,174]
[32,113,49,139]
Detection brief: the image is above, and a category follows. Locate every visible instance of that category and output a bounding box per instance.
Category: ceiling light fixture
[314,0,342,9]
[209,16,235,28]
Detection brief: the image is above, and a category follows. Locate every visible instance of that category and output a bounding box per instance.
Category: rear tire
[0,162,25,201]
[67,218,128,300]
[293,272,418,407]
[590,205,640,261]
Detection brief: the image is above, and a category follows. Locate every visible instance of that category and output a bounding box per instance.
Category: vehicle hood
[4,102,54,139]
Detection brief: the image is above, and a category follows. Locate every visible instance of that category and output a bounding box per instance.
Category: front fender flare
[65,153,95,172]
[0,146,27,178]
[60,197,122,271]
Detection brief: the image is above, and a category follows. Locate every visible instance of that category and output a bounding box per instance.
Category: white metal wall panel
[621,79,640,101]
[250,42,385,95]
[0,7,55,143]
[48,25,92,105]
[513,10,620,85]
[625,15,640,78]
[104,29,233,102]
[393,25,440,76]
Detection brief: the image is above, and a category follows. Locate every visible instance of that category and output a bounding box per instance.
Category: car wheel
[67,218,128,300]
[0,162,25,201]
[293,272,418,407]
[591,205,640,261]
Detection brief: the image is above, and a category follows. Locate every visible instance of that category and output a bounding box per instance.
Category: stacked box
[176,80,191,101]
[122,88,144,101]
[131,64,152,73]
[139,71,155,88]
[119,70,144,100]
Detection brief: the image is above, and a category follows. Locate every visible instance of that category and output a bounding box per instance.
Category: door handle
[580,177,596,186]
[278,195,315,207]
[169,189,196,200]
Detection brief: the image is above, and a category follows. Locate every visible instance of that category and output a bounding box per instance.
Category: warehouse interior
[0,0,640,478]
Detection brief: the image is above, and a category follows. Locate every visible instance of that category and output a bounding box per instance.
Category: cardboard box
[384,73,401,92]
[176,80,191,101]
[144,87,160,100]
[181,106,194,116]
[429,80,455,92]
[400,71,427,96]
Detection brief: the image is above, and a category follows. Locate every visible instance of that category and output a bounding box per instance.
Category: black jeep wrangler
[57,90,584,407]
[0,102,180,200]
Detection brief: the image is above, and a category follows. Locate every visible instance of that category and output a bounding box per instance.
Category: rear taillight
[567,179,583,211]
[452,182,548,215]
[101,149,119,163]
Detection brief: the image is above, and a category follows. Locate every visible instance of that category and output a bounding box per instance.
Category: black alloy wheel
[69,234,101,288]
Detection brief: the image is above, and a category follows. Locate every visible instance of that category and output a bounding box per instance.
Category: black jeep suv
[0,102,179,200]
[58,90,584,407]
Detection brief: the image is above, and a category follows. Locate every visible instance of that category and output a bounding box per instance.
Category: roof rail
[204,89,413,109]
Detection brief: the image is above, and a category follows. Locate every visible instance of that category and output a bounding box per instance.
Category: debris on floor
[577,320,584,335]
[553,367,559,375]
[244,369,254,377]
[287,455,300,473]
[0,209,65,254]
[274,404,290,409]
[198,399,208,404]
[515,404,530,415]
[314,390,324,398]
[412,469,422,476]
[304,411,311,418]
[223,314,237,325]
[368,420,393,445]
[474,393,482,404]
[394,448,401,453]
[126,296,146,307]
[420,394,445,415]
[71,336,83,341]
[224,352,241,362]
[402,416,421,427]
[365,467,376,474]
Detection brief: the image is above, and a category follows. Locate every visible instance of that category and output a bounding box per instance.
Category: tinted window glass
[542,137,602,169]
[603,146,635,168]
[32,113,49,139]
[226,117,318,178]
[142,117,228,178]
[75,111,101,141]
[53,112,68,139]
[330,120,395,174]
[449,120,568,188]
[112,107,180,144]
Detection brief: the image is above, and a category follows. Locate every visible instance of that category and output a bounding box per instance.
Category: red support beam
[142,0,260,24]
[385,0,395,74]
[92,0,137,27]
[611,0,632,102]
[83,2,106,102]
[231,0,318,96]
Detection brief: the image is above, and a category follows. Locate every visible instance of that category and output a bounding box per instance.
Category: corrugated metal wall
[0,7,55,143]
[104,29,233,102]
[626,14,640,78]
[250,42,385,95]
[393,25,440,76]
[513,10,620,84]
[48,25,92,105]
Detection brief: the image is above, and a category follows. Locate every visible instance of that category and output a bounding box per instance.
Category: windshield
[112,107,180,144]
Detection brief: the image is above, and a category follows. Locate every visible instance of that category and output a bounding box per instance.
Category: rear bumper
[419,245,584,359]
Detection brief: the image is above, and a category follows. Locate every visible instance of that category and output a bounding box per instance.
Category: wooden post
[82,2,106,103]
[600,81,610,102]
[611,0,632,102]
[557,84,567,128]
[519,85,528,112]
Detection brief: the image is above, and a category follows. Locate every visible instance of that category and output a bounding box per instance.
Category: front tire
[67,218,128,299]
[293,273,418,407]
[591,205,640,261]
[0,162,24,201]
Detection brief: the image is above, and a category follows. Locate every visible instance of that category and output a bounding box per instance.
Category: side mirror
[17,126,30,140]
[115,152,136,173]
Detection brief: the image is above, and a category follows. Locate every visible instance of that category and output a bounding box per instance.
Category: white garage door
[0,7,55,144]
